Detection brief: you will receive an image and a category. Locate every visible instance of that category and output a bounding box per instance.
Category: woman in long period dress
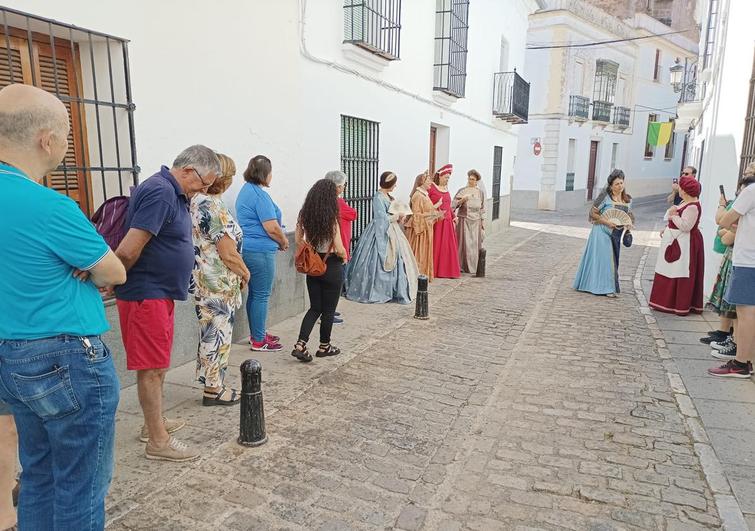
[649,176,705,315]
[428,163,461,279]
[453,169,486,274]
[345,171,419,304]
[573,170,634,296]
[405,171,442,281]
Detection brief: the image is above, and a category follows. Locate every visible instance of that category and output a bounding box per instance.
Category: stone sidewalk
[640,243,755,530]
[105,203,734,530]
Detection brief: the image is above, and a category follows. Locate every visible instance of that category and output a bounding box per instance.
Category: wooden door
[587,140,599,201]
[429,126,437,176]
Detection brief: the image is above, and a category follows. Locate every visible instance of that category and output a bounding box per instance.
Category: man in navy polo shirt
[0,84,126,530]
[115,145,220,462]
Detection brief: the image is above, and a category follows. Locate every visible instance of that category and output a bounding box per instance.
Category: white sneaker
[711,336,734,351]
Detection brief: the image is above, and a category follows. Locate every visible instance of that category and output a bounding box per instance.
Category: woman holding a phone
[702,181,740,352]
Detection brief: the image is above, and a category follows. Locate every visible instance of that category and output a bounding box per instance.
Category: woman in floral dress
[191,153,250,406]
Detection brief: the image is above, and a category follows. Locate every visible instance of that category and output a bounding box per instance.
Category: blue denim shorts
[725,266,755,306]
[0,399,10,415]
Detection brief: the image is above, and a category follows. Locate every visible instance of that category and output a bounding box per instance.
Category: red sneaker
[265,333,280,343]
[708,360,751,379]
[250,338,283,352]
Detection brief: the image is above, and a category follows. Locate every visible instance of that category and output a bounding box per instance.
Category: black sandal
[202,386,241,406]
[291,341,313,363]
[316,344,341,358]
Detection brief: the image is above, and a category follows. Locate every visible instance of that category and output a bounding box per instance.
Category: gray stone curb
[633,241,749,531]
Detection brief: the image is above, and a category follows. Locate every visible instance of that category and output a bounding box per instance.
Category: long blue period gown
[573,195,632,295]
[345,192,418,304]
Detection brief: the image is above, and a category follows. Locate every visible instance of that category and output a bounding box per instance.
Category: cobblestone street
[106,201,736,530]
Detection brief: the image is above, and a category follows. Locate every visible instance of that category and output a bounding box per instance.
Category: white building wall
[514,2,696,210]
[7,0,538,229]
[685,0,755,291]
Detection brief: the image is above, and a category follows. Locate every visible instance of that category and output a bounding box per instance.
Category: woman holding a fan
[573,170,634,296]
[649,175,705,315]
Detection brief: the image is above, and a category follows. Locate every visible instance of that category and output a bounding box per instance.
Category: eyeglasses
[681,171,692,176]
[192,168,212,186]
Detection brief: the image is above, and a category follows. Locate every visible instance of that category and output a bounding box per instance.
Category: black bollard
[238,359,267,447]
[414,274,429,320]
[475,249,487,278]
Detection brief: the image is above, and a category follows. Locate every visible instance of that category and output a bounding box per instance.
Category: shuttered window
[0,8,138,218]
[0,32,90,211]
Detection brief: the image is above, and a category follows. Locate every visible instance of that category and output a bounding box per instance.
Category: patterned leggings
[195,299,236,388]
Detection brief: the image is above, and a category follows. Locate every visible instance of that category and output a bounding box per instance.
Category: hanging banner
[647,122,673,146]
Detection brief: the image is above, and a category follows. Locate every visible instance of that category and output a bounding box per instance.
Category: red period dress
[337,197,357,260]
[649,201,705,315]
[427,183,461,279]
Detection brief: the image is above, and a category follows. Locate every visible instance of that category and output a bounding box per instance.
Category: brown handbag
[295,242,327,276]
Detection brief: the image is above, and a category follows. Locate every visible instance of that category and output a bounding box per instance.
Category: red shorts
[116,299,175,370]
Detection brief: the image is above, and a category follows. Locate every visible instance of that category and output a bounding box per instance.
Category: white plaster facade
[678,0,755,291]
[513,0,698,211]
[5,0,540,230]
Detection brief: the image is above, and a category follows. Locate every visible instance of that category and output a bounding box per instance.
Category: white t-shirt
[732,183,755,267]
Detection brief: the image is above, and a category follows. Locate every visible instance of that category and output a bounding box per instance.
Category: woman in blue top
[235,155,288,351]
[573,170,634,297]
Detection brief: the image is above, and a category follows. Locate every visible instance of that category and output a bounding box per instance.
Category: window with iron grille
[592,59,617,122]
[341,115,379,250]
[343,0,401,60]
[433,0,469,99]
[703,0,719,70]
[491,146,502,221]
[0,8,138,217]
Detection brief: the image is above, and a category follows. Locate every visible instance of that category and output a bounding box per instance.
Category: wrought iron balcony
[613,106,630,128]
[492,71,529,124]
[568,95,589,120]
[592,100,612,123]
[343,0,402,60]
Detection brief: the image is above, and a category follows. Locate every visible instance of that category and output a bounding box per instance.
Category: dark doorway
[587,140,599,201]
[429,126,437,176]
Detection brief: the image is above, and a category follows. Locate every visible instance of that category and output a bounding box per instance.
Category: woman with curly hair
[291,179,348,362]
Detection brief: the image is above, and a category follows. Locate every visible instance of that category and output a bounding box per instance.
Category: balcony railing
[492,70,530,124]
[568,95,589,120]
[680,83,704,104]
[613,106,630,128]
[343,0,402,60]
[592,100,612,123]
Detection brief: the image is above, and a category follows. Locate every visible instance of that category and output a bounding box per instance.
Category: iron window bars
[565,172,575,192]
[492,70,529,124]
[491,146,502,221]
[0,6,138,217]
[568,95,589,120]
[613,106,630,127]
[341,115,379,250]
[343,0,401,60]
[592,59,618,122]
[703,0,719,70]
[433,0,469,99]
